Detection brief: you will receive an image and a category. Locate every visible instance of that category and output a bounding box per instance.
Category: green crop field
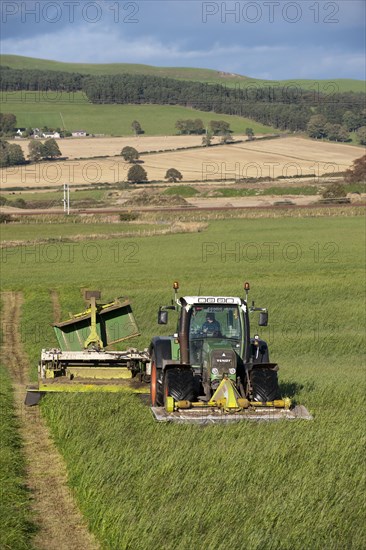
[2,55,365,93]
[1,212,365,549]
[1,91,275,136]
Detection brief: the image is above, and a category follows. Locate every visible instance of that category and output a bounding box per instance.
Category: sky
[1,0,365,80]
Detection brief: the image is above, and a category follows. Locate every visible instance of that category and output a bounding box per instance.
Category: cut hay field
[1,213,365,549]
[1,136,361,189]
[1,91,276,136]
[9,134,230,160]
[141,136,362,181]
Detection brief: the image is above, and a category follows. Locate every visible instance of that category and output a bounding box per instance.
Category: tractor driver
[202,313,221,337]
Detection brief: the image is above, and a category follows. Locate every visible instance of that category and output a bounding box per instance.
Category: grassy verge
[199,186,320,198]
[0,365,35,549]
[163,185,200,197]
[2,189,107,203]
[0,222,159,243]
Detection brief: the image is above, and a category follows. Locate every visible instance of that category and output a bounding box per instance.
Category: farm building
[72,130,87,137]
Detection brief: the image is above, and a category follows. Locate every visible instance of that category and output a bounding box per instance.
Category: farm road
[1,291,99,550]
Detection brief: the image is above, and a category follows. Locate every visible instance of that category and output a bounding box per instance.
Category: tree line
[0,139,26,167]
[0,66,84,92]
[174,119,231,135]
[0,137,62,167]
[1,66,365,137]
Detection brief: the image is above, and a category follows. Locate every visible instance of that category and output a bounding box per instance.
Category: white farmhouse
[42,132,61,139]
[72,130,87,137]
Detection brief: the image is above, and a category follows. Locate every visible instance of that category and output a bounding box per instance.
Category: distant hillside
[1,54,365,93]
[1,55,364,141]
[2,92,277,136]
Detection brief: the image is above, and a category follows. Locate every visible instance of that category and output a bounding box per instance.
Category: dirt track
[1,291,99,550]
[2,198,364,217]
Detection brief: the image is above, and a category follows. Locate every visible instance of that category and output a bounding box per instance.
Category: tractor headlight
[229,368,236,375]
[211,367,219,375]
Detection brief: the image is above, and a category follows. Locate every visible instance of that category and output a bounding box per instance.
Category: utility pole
[63,184,70,214]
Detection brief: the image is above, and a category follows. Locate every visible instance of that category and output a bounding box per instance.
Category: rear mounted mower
[25,291,149,406]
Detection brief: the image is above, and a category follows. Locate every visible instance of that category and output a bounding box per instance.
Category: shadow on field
[280,381,305,399]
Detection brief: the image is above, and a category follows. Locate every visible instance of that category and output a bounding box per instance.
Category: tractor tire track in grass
[1,291,99,550]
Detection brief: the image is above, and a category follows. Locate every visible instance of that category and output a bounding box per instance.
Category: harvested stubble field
[1,136,362,189]
[9,134,227,160]
[1,211,365,549]
[141,137,362,181]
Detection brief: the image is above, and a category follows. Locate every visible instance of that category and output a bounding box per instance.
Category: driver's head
[206,313,215,322]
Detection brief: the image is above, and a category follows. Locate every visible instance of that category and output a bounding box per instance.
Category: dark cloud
[1,0,365,79]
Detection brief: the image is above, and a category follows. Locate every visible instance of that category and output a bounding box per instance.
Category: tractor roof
[181,296,244,306]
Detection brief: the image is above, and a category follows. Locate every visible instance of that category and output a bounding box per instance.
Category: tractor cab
[180,298,247,399]
[155,284,272,402]
[187,302,243,363]
[151,282,312,422]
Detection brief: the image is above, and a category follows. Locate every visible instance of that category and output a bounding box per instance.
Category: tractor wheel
[164,367,196,404]
[250,367,282,402]
[150,353,163,406]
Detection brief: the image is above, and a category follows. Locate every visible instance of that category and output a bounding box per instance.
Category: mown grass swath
[0,364,36,549]
[1,215,365,548]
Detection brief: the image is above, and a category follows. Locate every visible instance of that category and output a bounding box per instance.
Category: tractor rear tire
[150,353,163,406]
[164,367,196,403]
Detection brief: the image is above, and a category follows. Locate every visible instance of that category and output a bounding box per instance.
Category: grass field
[0,364,35,550]
[1,91,276,137]
[2,55,365,93]
[1,136,361,189]
[3,188,106,203]
[0,220,160,242]
[1,212,365,548]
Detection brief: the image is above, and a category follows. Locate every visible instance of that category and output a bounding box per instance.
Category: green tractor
[149,282,311,422]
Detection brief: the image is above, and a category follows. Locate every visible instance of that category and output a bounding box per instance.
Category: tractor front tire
[164,367,196,404]
[150,353,163,406]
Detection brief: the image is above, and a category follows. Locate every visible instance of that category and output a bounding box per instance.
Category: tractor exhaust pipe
[179,301,190,364]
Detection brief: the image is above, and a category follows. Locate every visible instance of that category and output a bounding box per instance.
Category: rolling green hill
[1,54,365,93]
[1,91,276,136]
